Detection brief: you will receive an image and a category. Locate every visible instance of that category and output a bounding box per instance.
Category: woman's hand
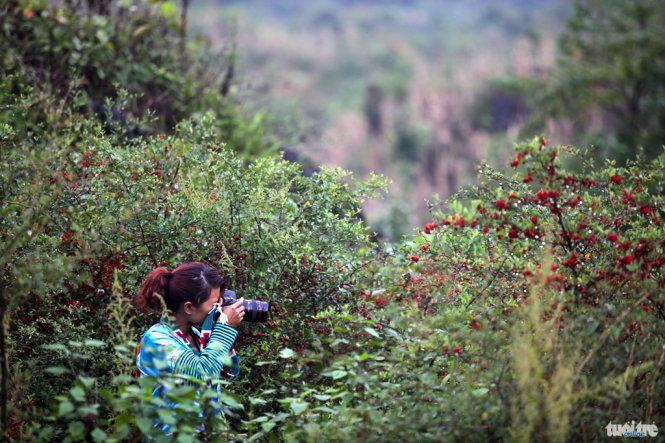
[222,298,245,327]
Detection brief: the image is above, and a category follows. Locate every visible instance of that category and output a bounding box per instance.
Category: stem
[553,197,580,300]
[466,251,512,309]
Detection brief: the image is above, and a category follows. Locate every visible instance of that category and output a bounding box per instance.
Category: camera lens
[243,299,270,323]
[223,290,269,323]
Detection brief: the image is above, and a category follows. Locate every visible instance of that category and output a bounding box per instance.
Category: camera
[220,289,270,323]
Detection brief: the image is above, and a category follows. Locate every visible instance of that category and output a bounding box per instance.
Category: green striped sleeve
[172,322,238,379]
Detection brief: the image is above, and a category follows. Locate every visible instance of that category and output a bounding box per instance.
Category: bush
[234,138,663,442]
[3,1,663,440]
[1,0,282,157]
[5,99,663,441]
[3,95,387,439]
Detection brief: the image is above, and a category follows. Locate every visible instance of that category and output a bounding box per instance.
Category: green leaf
[91,428,107,442]
[70,386,86,402]
[322,370,347,380]
[249,416,268,423]
[84,339,106,348]
[68,421,85,439]
[58,400,75,416]
[136,417,153,434]
[159,1,177,18]
[158,409,177,425]
[78,377,96,390]
[46,366,69,375]
[472,388,489,397]
[364,327,380,338]
[177,434,196,443]
[290,399,309,415]
[43,344,68,352]
[261,422,276,432]
[219,393,243,410]
[279,348,296,359]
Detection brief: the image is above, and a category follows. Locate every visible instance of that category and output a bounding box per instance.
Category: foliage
[2,0,664,441]
[0,0,281,157]
[7,134,663,441]
[243,137,664,442]
[523,0,665,163]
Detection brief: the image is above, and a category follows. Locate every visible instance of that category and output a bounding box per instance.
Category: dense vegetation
[1,0,663,442]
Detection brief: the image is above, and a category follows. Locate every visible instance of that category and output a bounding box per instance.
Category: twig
[466,253,512,309]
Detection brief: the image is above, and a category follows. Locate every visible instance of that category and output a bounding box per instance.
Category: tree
[526,0,665,162]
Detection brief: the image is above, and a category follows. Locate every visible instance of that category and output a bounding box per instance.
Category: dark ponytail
[135,262,226,313]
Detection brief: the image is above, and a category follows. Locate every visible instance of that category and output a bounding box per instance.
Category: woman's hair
[135,262,226,313]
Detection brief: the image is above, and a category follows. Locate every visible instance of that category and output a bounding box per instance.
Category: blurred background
[190,0,569,239]
[186,0,664,239]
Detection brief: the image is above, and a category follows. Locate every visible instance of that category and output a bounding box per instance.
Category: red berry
[620,254,633,265]
[562,253,577,268]
[610,175,623,185]
[420,244,430,252]
[423,222,438,234]
[530,216,538,225]
[607,232,619,243]
[495,199,509,210]
[410,255,420,263]
[536,189,548,201]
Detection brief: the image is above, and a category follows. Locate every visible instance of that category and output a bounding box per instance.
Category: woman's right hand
[222,298,245,327]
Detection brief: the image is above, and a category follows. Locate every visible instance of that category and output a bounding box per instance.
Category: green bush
[5,95,663,441]
[266,138,664,442]
[2,1,663,441]
[1,0,282,157]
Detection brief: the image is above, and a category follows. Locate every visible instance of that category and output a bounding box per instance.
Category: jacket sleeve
[138,321,237,380]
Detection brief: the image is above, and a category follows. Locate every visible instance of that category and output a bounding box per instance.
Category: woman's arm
[173,321,237,378]
[139,321,237,380]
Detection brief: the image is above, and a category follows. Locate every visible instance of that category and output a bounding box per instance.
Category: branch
[466,252,512,309]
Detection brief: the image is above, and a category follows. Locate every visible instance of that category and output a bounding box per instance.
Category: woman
[135,261,245,434]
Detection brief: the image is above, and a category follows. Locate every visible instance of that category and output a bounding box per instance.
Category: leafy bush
[3,0,663,441]
[12,136,661,442]
[1,0,281,157]
[238,138,663,442]
[3,91,387,439]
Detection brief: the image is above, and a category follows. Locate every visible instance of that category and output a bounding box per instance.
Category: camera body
[221,289,270,323]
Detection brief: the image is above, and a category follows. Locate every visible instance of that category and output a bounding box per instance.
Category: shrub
[0,0,282,157]
[3,97,387,439]
[241,138,664,442]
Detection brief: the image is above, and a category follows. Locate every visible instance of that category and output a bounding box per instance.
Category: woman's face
[185,287,221,325]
